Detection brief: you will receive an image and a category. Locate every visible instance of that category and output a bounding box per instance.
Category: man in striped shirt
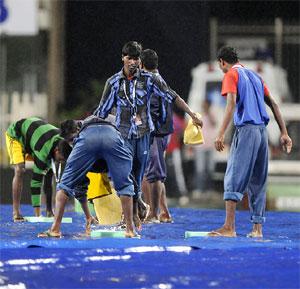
[94,41,202,228]
[6,117,72,222]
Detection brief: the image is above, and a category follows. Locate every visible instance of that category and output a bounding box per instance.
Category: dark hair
[57,139,72,160]
[141,49,158,70]
[122,41,142,58]
[60,120,78,141]
[217,46,239,64]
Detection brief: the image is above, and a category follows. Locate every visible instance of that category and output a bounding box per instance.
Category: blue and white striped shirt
[94,68,177,139]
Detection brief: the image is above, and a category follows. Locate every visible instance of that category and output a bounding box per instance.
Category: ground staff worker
[209,47,292,238]
[6,117,71,221]
[38,115,139,238]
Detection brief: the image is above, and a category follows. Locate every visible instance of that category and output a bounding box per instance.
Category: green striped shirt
[7,117,62,207]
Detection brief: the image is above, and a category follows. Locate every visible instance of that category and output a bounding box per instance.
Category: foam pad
[24,216,72,223]
[185,231,209,238]
[91,229,125,238]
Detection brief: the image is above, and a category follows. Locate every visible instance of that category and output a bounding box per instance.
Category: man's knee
[56,189,69,202]
[14,164,25,177]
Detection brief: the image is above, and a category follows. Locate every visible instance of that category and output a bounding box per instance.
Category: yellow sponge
[183,113,204,145]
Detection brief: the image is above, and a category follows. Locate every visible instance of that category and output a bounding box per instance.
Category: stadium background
[0,0,299,210]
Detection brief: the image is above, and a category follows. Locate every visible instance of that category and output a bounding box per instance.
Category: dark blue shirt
[94,68,177,139]
[150,71,174,137]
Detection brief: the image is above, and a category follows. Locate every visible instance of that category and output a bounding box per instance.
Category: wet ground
[0,205,299,289]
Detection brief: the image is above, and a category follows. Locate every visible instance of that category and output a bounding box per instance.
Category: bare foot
[208,227,237,237]
[247,224,263,238]
[125,231,141,238]
[247,231,263,238]
[38,230,61,238]
[13,213,25,223]
[159,213,173,223]
[144,216,160,224]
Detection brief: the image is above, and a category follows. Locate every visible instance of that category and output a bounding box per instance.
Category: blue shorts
[57,125,134,202]
[145,135,169,183]
[224,124,268,223]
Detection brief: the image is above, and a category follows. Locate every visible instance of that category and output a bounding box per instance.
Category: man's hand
[280,134,292,153]
[192,113,203,128]
[215,134,225,152]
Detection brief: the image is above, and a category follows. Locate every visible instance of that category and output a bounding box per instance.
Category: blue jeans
[57,125,134,201]
[224,124,268,224]
[124,133,151,199]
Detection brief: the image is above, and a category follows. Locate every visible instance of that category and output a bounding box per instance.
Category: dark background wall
[0,168,32,204]
[64,1,299,110]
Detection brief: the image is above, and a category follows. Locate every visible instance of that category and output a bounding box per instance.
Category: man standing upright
[94,41,202,227]
[141,49,179,223]
[209,46,292,237]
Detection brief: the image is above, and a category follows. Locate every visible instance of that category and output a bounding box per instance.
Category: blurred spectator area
[0,1,299,211]
[209,18,300,103]
[0,92,48,165]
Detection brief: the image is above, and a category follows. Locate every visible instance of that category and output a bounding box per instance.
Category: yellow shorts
[5,133,33,165]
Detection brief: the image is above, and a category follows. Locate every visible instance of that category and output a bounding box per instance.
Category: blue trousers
[57,125,134,201]
[144,135,169,183]
[124,133,150,199]
[224,124,268,224]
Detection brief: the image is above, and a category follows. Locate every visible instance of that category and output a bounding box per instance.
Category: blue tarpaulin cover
[0,205,299,288]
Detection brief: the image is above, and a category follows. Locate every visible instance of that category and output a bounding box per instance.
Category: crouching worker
[5,117,71,221]
[38,115,138,238]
